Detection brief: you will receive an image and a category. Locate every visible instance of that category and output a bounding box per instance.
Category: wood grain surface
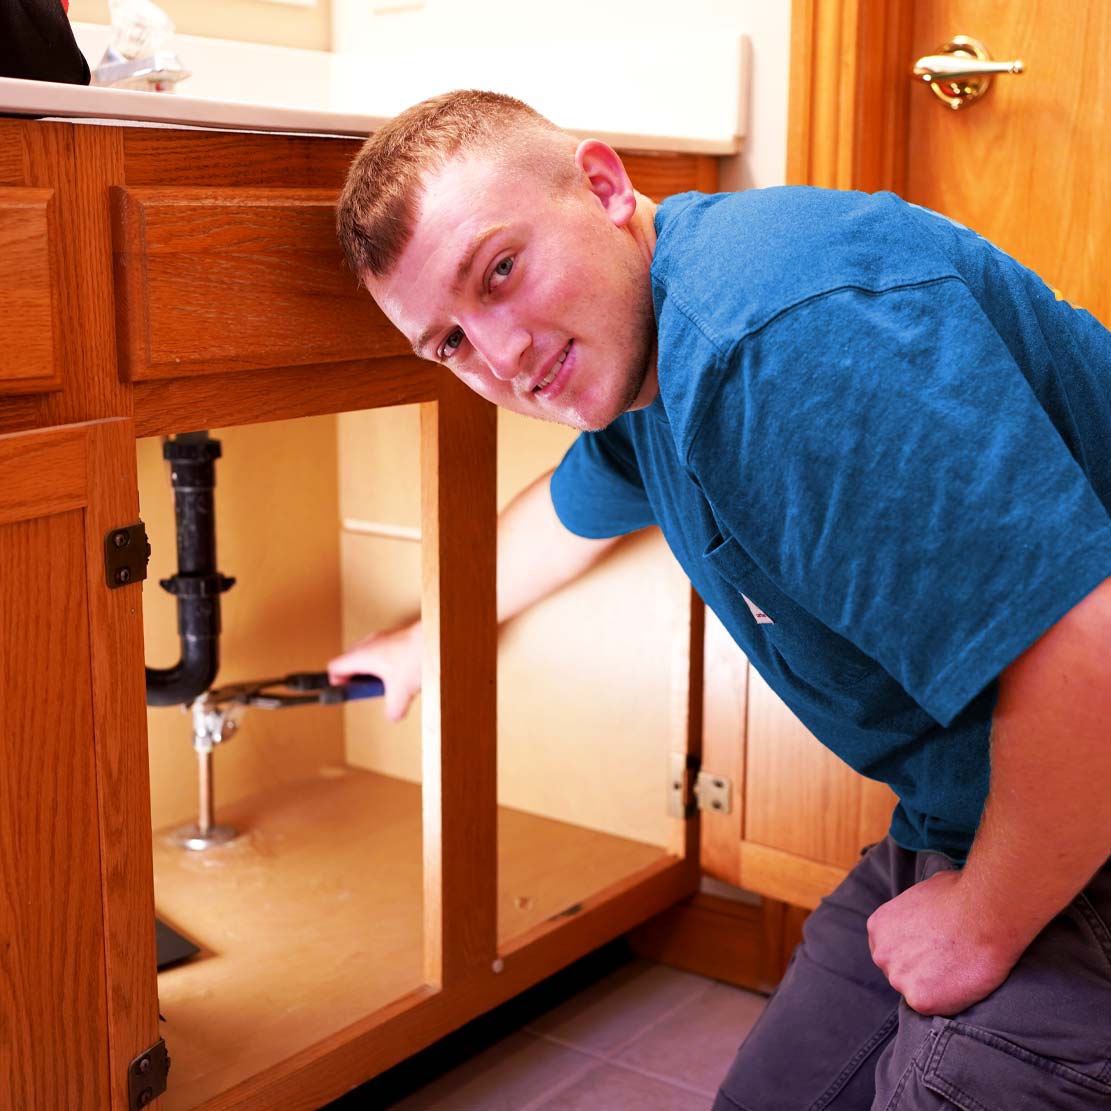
[745,666,895,876]
[122,131,361,191]
[0,187,62,394]
[420,376,499,987]
[0,422,86,525]
[906,1,1111,325]
[46,125,132,428]
[699,607,749,883]
[84,420,160,1111]
[788,0,914,193]
[0,112,722,1109]
[112,187,411,381]
[0,427,109,1108]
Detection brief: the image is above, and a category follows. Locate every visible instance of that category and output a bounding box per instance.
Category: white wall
[333,0,791,189]
[69,0,333,51]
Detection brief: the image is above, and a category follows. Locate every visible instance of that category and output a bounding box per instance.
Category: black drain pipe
[146,432,236,707]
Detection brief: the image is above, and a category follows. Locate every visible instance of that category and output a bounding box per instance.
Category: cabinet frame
[0,117,714,1110]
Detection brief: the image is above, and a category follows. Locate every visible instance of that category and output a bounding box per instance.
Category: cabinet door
[699,615,896,910]
[738,667,897,908]
[0,419,157,1110]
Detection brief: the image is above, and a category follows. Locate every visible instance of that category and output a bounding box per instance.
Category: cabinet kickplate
[104,520,151,589]
[694,771,733,814]
[128,1037,170,1108]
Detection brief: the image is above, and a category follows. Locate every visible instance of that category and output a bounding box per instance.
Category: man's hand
[328,620,422,722]
[866,870,1026,1016]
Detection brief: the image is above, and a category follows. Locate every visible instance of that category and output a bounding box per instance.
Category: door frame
[788,0,915,192]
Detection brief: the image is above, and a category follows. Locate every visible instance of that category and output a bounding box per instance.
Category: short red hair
[337,89,575,284]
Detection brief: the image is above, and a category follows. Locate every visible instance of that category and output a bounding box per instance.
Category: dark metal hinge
[105,520,151,589]
[128,1037,170,1108]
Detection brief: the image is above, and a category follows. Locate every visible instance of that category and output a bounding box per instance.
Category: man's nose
[466,313,530,382]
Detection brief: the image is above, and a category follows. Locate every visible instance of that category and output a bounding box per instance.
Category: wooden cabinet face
[112,187,412,382]
[725,666,897,910]
[699,616,898,909]
[0,508,108,1106]
[0,188,63,396]
[0,420,157,1110]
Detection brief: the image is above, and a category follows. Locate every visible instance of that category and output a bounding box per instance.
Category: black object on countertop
[1,0,91,85]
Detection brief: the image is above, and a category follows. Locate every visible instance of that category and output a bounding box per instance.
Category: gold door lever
[913,35,1025,110]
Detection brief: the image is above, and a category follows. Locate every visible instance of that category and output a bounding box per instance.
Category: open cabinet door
[0,419,158,1110]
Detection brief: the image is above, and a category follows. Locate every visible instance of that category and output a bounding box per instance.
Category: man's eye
[489,256,514,289]
[438,328,465,361]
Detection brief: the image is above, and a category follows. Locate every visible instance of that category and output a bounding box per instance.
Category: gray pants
[712,837,1111,1110]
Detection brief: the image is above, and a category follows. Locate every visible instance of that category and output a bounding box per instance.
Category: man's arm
[328,468,623,719]
[867,574,1111,1015]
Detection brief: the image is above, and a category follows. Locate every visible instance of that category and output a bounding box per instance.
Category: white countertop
[0,24,746,154]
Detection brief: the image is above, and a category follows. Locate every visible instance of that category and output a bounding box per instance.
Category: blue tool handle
[284,670,385,701]
[343,674,385,700]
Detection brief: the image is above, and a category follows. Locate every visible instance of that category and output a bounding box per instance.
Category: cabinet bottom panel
[152,765,674,1109]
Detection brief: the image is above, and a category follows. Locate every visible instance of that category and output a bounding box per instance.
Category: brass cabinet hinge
[104,520,151,589]
[667,754,733,817]
[128,1037,170,1108]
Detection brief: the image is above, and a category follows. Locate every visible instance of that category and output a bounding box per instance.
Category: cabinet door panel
[0,515,108,1106]
[739,666,896,908]
[0,420,156,1111]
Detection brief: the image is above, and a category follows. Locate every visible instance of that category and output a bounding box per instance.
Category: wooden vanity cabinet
[0,118,713,1111]
[0,107,893,1107]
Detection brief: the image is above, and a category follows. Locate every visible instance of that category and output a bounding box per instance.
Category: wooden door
[790,0,1108,329]
[905,2,1110,326]
[0,420,158,1110]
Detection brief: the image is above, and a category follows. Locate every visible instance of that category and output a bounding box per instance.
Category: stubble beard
[581,286,658,433]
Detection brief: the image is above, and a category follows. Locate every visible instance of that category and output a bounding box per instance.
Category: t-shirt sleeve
[689,278,1111,726]
[550,421,656,539]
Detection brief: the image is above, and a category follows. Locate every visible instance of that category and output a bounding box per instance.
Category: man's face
[367,148,658,432]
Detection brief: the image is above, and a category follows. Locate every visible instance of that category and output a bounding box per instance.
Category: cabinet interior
[138,405,687,1107]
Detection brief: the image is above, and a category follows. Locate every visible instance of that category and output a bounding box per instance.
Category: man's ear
[574,139,637,227]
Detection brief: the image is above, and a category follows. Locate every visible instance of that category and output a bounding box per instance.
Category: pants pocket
[922,1021,1111,1111]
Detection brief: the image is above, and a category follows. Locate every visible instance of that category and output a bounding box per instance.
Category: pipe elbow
[146,639,220,707]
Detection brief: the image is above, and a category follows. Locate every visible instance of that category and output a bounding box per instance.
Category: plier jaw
[201,671,384,712]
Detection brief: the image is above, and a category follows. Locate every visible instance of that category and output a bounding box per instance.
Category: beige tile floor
[368,958,767,1110]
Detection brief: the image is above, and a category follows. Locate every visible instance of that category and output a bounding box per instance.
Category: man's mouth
[533,340,573,394]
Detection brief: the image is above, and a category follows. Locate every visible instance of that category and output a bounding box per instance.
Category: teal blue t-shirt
[550,187,1111,861]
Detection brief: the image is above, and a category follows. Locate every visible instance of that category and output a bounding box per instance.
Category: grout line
[527,1034,612,1064]
[603,1056,719,1098]
[582,978,717,1060]
[342,517,421,541]
[521,976,716,1080]
[521,974,715,1060]
[515,1039,607,1111]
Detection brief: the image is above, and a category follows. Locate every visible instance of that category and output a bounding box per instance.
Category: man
[330,90,1111,1109]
